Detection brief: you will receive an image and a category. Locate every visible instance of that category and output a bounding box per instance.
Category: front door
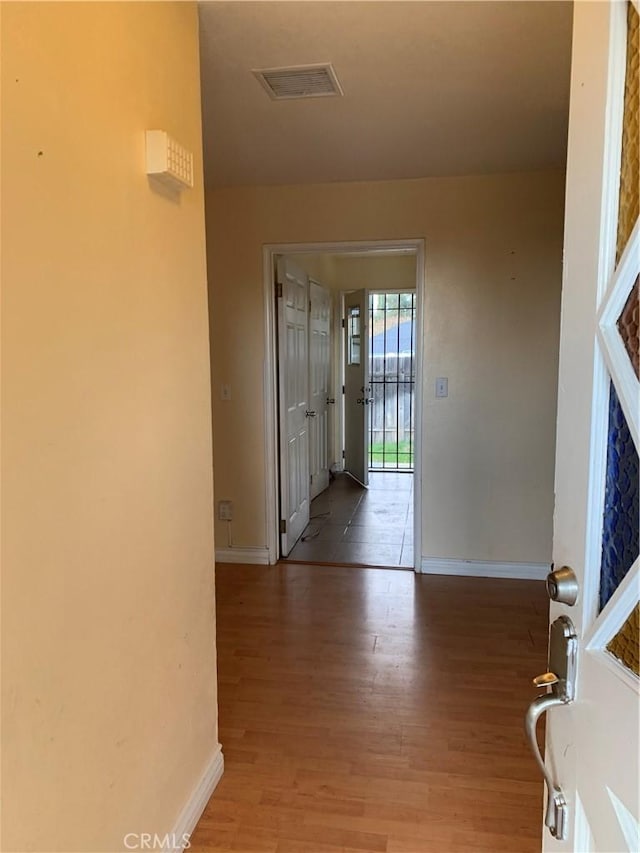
[276,257,311,556]
[539,2,639,850]
[343,289,370,486]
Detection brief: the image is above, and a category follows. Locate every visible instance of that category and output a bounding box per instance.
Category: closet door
[309,280,331,500]
[276,257,310,555]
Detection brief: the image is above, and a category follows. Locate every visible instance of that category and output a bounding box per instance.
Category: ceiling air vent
[253,63,343,100]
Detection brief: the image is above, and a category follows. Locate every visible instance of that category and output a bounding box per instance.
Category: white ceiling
[198,1,573,188]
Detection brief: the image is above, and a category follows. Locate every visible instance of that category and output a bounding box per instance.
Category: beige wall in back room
[1,3,218,851]
[286,253,340,288]
[292,252,417,294]
[206,171,565,564]
[332,254,418,292]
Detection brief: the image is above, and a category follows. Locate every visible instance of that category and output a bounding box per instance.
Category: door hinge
[276,281,283,298]
[341,318,345,329]
[342,449,346,459]
[310,474,313,484]
[309,299,312,313]
[279,519,287,534]
[342,385,345,394]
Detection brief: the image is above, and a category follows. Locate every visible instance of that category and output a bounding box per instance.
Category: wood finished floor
[190,563,548,853]
[286,473,414,568]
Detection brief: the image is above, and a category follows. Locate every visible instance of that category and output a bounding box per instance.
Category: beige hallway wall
[206,170,564,565]
[1,3,218,851]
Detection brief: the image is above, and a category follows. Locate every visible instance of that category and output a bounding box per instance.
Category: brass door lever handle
[525,691,569,839]
[524,616,577,842]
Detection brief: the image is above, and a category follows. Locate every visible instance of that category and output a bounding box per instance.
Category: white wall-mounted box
[145,130,193,191]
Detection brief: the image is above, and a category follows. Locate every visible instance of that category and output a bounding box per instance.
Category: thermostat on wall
[145,130,194,191]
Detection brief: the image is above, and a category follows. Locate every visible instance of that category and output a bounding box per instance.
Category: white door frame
[343,287,370,487]
[262,239,426,569]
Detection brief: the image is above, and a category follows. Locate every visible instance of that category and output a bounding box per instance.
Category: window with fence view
[369,292,416,470]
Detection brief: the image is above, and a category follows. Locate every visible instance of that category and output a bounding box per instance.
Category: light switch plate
[435,377,448,398]
[218,500,233,521]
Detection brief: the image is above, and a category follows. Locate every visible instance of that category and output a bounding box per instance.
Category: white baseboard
[215,547,270,565]
[164,744,224,853]
[419,557,549,580]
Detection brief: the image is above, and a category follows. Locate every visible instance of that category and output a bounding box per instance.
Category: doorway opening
[263,240,425,571]
[369,291,416,472]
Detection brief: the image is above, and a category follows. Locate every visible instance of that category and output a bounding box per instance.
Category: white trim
[413,244,425,571]
[597,222,640,452]
[596,0,628,297]
[598,320,640,453]
[263,247,279,565]
[419,557,549,580]
[589,646,640,696]
[267,241,423,256]
[215,547,270,565]
[164,744,224,853]
[263,239,426,572]
[337,290,346,478]
[585,557,639,651]
[582,346,611,632]
[598,220,640,324]
[367,286,416,294]
[585,559,639,692]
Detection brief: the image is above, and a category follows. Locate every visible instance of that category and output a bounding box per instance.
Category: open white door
[532,3,639,850]
[309,280,331,500]
[343,289,369,486]
[276,257,311,556]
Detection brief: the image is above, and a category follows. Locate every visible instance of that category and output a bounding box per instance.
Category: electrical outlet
[218,500,233,521]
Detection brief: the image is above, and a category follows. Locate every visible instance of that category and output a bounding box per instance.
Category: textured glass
[618,277,639,379]
[607,603,640,677]
[616,2,639,264]
[599,383,639,610]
